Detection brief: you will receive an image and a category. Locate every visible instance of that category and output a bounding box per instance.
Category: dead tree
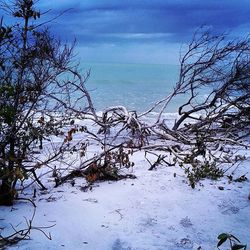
[146,29,250,186]
[172,30,250,138]
[55,29,250,188]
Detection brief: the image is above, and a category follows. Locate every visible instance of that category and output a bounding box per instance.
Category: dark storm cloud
[39,0,250,45]
[28,0,250,63]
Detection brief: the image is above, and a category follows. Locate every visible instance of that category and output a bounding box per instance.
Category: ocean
[83,62,182,113]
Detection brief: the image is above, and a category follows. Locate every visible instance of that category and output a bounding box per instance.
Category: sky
[7,0,250,64]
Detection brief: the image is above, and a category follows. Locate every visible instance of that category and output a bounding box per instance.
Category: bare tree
[141,29,250,187]
[172,30,250,137]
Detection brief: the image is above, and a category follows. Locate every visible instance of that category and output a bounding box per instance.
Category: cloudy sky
[36,1,250,64]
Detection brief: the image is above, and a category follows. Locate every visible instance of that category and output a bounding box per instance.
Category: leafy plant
[184,160,224,188]
[217,233,247,250]
[0,0,93,205]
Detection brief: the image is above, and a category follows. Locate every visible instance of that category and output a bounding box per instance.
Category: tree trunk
[0,178,14,206]
[0,136,16,206]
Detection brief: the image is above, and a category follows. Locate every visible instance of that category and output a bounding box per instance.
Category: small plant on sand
[217,233,247,250]
[182,160,224,188]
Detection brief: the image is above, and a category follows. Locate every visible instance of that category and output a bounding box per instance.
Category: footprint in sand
[218,200,240,215]
[180,216,193,228]
[111,239,131,250]
[175,237,193,249]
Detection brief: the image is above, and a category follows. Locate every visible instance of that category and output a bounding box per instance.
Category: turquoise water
[83,62,181,113]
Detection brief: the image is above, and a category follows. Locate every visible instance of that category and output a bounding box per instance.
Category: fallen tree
[23,23,250,190]
[56,30,250,189]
